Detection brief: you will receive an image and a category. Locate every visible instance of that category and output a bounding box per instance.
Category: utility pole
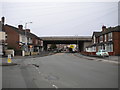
[24,22,32,52]
[75,35,79,53]
[77,35,79,53]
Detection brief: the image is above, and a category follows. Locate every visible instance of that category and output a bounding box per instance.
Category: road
[2,53,118,88]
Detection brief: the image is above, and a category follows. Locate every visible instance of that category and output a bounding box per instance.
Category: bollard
[7,54,12,63]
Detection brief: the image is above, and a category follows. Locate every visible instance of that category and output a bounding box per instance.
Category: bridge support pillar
[78,41,84,52]
[43,42,47,51]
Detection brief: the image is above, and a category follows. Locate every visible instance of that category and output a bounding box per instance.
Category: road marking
[52,84,58,89]
[35,66,41,74]
[37,69,41,74]
[38,72,41,74]
[36,67,38,69]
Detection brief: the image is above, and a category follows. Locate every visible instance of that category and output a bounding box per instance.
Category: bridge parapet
[40,36,92,41]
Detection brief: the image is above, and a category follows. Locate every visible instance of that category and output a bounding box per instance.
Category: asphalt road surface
[2,53,118,88]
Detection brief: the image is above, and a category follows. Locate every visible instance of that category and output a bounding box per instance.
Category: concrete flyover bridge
[40,36,92,52]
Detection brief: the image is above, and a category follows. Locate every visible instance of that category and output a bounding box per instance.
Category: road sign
[70,45,75,49]
[7,54,12,63]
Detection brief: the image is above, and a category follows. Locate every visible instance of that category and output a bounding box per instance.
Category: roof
[5,24,40,39]
[99,25,120,36]
[92,32,101,38]
[92,25,120,37]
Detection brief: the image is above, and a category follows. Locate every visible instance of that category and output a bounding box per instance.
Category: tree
[50,44,57,50]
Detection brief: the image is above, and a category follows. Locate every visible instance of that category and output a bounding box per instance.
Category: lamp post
[75,35,79,53]
[24,22,32,52]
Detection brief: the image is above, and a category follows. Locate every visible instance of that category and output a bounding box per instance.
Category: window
[109,44,113,52]
[98,45,104,50]
[86,47,92,52]
[106,44,113,52]
[101,45,104,50]
[98,46,101,51]
[108,32,112,41]
[92,46,96,52]
[29,38,32,43]
[20,35,26,44]
[100,36,103,43]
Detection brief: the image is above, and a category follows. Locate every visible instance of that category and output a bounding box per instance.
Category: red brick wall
[33,37,41,46]
[32,38,37,45]
[4,25,20,50]
[119,32,120,55]
[113,32,120,55]
[108,52,114,56]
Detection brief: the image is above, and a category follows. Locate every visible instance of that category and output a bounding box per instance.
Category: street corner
[1,63,18,66]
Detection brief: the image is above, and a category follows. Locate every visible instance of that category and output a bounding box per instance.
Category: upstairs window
[108,32,112,41]
[92,46,96,52]
[100,36,103,43]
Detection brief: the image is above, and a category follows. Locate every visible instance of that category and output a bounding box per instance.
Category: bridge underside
[43,40,91,52]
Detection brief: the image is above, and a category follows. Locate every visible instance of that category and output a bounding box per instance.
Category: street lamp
[24,22,32,52]
[75,35,79,53]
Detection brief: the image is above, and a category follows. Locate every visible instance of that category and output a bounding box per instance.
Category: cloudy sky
[0,0,119,37]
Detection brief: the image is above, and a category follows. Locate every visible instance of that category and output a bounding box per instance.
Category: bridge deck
[40,36,92,41]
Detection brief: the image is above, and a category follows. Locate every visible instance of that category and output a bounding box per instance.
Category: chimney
[18,25,23,30]
[26,29,30,33]
[102,25,106,32]
[1,17,5,31]
[1,17,5,25]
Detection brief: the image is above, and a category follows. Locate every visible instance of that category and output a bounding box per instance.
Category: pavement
[73,53,120,64]
[0,52,120,66]
[0,52,119,66]
[0,51,56,66]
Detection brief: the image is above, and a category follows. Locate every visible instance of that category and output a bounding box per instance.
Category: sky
[0,0,119,37]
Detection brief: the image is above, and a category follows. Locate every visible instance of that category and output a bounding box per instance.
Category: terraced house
[0,19,8,56]
[86,25,120,56]
[2,17,43,56]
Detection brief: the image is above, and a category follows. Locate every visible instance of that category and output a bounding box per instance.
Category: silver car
[96,50,109,57]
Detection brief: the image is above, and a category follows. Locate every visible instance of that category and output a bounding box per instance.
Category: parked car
[96,50,109,57]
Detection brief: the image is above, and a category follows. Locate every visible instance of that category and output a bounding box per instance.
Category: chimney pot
[26,29,30,33]
[1,17,5,24]
[102,25,106,31]
[18,25,23,30]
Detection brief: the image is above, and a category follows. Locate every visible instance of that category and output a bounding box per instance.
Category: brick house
[30,32,43,53]
[86,25,120,56]
[2,17,43,56]
[0,18,8,55]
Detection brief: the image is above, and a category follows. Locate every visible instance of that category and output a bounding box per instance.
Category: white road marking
[36,67,38,69]
[52,84,58,89]
[38,71,41,74]
[35,66,41,74]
